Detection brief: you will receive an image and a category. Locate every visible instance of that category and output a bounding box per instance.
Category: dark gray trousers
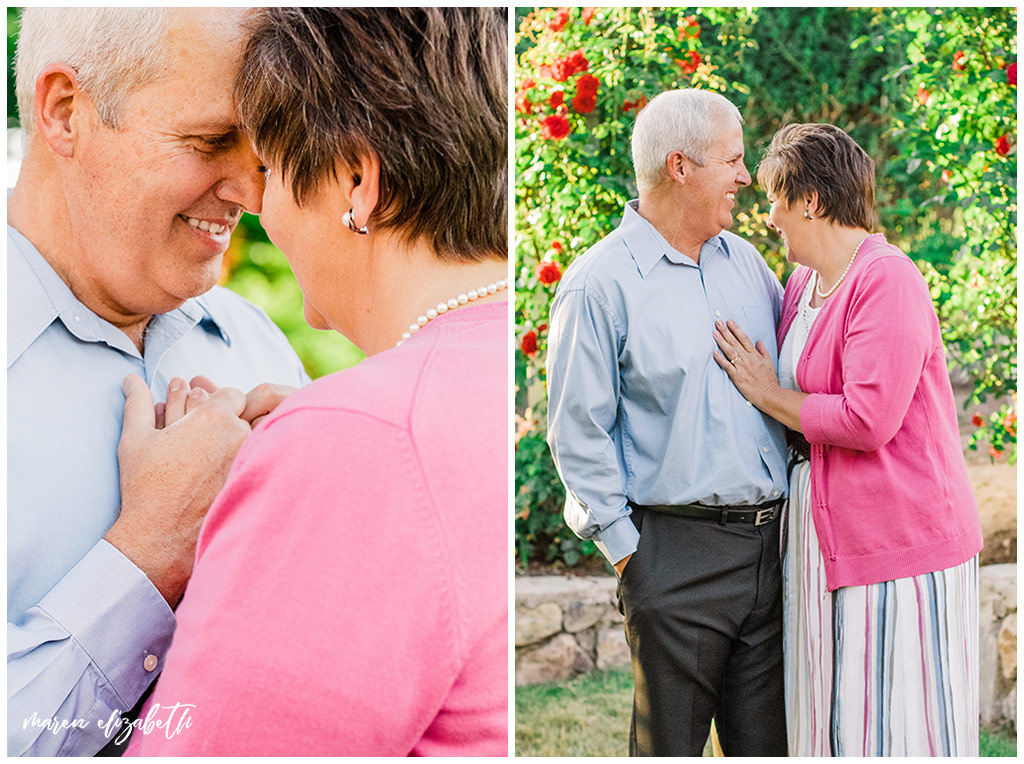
[616,505,788,757]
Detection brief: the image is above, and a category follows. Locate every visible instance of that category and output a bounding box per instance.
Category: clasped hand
[712,319,779,409]
[106,375,295,606]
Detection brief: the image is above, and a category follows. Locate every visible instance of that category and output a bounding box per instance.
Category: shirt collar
[618,199,728,278]
[7,223,232,366]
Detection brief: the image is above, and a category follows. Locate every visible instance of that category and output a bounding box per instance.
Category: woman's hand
[712,319,780,409]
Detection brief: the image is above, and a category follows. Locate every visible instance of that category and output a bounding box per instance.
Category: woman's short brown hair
[757,123,876,231]
[235,8,507,262]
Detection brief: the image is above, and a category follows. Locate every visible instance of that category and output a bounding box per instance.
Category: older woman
[128,8,507,756]
[713,124,982,757]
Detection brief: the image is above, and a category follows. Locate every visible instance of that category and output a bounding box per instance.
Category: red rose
[538,323,548,333]
[536,260,563,285]
[540,114,571,141]
[537,63,554,79]
[522,77,536,90]
[573,93,597,114]
[1004,413,1017,435]
[990,445,1003,459]
[551,241,563,253]
[679,50,702,75]
[515,89,533,114]
[1008,62,1017,86]
[521,331,538,357]
[548,7,570,32]
[972,413,984,427]
[566,50,589,74]
[623,94,648,114]
[995,134,1012,156]
[916,84,930,105]
[952,50,966,72]
[576,74,600,97]
[678,15,701,40]
[549,91,564,109]
[582,7,597,25]
[552,58,574,82]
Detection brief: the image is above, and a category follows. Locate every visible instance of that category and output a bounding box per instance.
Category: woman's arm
[712,319,807,432]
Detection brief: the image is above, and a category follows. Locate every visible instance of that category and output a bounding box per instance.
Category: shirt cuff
[36,540,176,709]
[799,392,830,444]
[593,514,640,565]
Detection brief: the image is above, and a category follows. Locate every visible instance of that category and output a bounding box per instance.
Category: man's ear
[664,150,689,186]
[34,63,83,159]
[348,151,380,231]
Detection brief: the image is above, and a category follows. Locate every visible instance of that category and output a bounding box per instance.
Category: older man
[7,8,307,756]
[546,89,789,756]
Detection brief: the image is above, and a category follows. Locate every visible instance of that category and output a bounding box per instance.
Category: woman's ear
[34,63,83,159]
[349,151,380,230]
[806,190,821,219]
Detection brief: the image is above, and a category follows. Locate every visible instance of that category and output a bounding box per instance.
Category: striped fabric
[783,461,979,756]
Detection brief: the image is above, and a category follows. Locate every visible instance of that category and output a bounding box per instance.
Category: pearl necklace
[815,236,869,299]
[397,279,508,346]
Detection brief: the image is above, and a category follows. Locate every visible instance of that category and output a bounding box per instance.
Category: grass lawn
[516,668,1017,757]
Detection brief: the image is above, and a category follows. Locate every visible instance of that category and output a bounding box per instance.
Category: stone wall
[514,576,629,685]
[979,563,1016,730]
[516,565,1017,731]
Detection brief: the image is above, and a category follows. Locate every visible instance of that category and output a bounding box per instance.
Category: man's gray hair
[631,89,743,192]
[15,7,170,134]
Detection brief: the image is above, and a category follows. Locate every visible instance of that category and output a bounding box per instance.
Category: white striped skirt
[782,461,979,756]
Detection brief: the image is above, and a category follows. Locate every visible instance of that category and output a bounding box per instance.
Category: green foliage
[515,6,1017,567]
[7,8,20,127]
[515,428,597,567]
[892,6,1017,463]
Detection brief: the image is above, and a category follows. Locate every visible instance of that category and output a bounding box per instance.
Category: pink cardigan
[779,234,982,590]
[126,303,508,756]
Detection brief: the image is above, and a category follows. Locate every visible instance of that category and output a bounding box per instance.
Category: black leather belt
[629,498,784,526]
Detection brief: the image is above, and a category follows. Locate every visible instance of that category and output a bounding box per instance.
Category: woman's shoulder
[850,234,928,292]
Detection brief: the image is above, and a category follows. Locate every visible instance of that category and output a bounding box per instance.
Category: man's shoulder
[559,229,632,293]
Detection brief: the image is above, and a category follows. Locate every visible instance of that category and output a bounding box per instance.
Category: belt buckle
[754,506,775,526]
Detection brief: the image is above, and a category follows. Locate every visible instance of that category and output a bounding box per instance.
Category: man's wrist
[103,520,187,607]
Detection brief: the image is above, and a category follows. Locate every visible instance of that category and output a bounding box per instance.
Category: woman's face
[766,194,808,265]
[259,171,351,332]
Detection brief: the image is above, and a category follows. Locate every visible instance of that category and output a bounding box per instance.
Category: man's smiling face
[61,8,266,319]
[682,115,751,241]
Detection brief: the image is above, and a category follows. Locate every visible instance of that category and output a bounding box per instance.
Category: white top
[779,274,821,393]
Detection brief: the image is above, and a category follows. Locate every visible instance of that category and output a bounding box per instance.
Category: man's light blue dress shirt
[7,224,309,756]
[546,201,789,565]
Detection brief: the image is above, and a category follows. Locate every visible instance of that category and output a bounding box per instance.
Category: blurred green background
[6,7,364,380]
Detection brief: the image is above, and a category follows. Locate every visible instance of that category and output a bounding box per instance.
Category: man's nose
[214,140,266,215]
[737,162,752,187]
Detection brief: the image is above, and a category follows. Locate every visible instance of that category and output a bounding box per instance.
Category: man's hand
[190,375,296,428]
[614,553,633,578]
[105,374,251,607]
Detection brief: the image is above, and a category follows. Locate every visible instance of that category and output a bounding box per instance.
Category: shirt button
[73,315,81,322]
[143,654,159,672]
[747,401,753,406]
[715,310,722,317]
[773,490,780,497]
[762,446,769,453]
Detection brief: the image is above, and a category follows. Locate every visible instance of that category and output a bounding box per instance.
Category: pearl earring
[342,209,368,235]
[803,210,813,220]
